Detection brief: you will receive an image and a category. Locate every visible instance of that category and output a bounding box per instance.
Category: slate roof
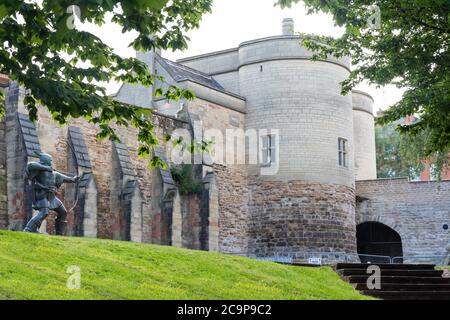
[153,146,175,187]
[68,126,92,169]
[18,113,41,157]
[78,172,93,188]
[155,54,225,92]
[113,141,135,177]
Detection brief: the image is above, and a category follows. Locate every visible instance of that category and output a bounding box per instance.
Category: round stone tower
[240,19,358,262]
[352,90,377,180]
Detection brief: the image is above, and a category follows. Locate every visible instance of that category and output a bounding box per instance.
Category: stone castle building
[0,19,448,264]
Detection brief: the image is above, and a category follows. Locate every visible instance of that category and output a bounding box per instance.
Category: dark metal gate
[357,222,403,263]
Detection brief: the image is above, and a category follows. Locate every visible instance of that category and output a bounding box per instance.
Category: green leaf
[145,0,170,11]
[0,0,214,173]
[0,5,8,21]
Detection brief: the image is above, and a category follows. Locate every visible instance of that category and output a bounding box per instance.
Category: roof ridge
[160,55,215,80]
[155,54,225,91]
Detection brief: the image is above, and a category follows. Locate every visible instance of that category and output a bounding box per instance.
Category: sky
[81,0,404,113]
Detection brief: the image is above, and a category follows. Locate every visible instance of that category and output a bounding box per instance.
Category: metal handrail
[226,251,362,265]
[358,253,392,264]
[392,255,449,266]
[226,251,450,266]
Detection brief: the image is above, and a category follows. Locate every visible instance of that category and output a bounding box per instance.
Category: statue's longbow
[65,140,81,213]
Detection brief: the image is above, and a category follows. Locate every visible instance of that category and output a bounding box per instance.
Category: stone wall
[180,194,202,249]
[66,126,98,238]
[0,84,7,229]
[239,52,354,186]
[352,90,377,180]
[247,177,357,262]
[186,98,249,254]
[2,83,190,242]
[356,178,450,263]
[4,83,35,231]
[0,112,7,229]
[177,48,239,85]
[211,72,240,95]
[213,164,249,254]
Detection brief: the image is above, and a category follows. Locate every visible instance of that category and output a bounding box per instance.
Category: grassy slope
[0,231,369,300]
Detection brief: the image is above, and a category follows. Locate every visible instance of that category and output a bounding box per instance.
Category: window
[338,138,348,167]
[261,134,276,165]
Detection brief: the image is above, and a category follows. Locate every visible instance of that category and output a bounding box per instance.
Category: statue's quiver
[25,162,40,209]
[25,162,42,181]
[26,161,55,207]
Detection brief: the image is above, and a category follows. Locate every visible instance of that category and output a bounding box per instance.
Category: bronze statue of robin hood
[23,151,80,235]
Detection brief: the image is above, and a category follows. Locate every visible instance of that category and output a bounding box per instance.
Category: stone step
[345,275,450,284]
[354,283,450,291]
[335,263,436,271]
[338,269,444,277]
[336,264,450,300]
[360,290,450,300]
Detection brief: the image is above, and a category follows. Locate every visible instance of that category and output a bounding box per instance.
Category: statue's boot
[23,209,49,233]
[54,205,68,236]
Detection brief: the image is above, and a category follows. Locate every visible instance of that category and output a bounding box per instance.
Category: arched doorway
[356,222,403,263]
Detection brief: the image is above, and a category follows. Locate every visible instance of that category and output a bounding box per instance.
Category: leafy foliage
[397,125,449,183]
[0,88,5,114]
[375,120,422,179]
[0,0,213,167]
[276,0,449,161]
[376,117,449,182]
[170,164,203,195]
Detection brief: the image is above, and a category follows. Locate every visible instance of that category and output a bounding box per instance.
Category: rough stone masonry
[0,19,448,264]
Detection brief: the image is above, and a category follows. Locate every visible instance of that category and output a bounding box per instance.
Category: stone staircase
[335,263,450,300]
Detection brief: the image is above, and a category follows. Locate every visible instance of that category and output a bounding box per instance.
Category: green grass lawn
[0,230,370,300]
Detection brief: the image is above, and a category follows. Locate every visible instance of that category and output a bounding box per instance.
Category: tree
[396,123,449,183]
[277,0,449,169]
[0,0,213,167]
[375,120,421,180]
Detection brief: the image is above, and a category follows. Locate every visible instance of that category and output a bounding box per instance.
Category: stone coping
[352,89,374,102]
[177,47,238,63]
[356,177,450,184]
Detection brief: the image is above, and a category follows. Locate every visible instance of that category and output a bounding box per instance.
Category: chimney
[134,37,161,108]
[282,18,295,35]
[136,35,161,68]
[0,73,9,87]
